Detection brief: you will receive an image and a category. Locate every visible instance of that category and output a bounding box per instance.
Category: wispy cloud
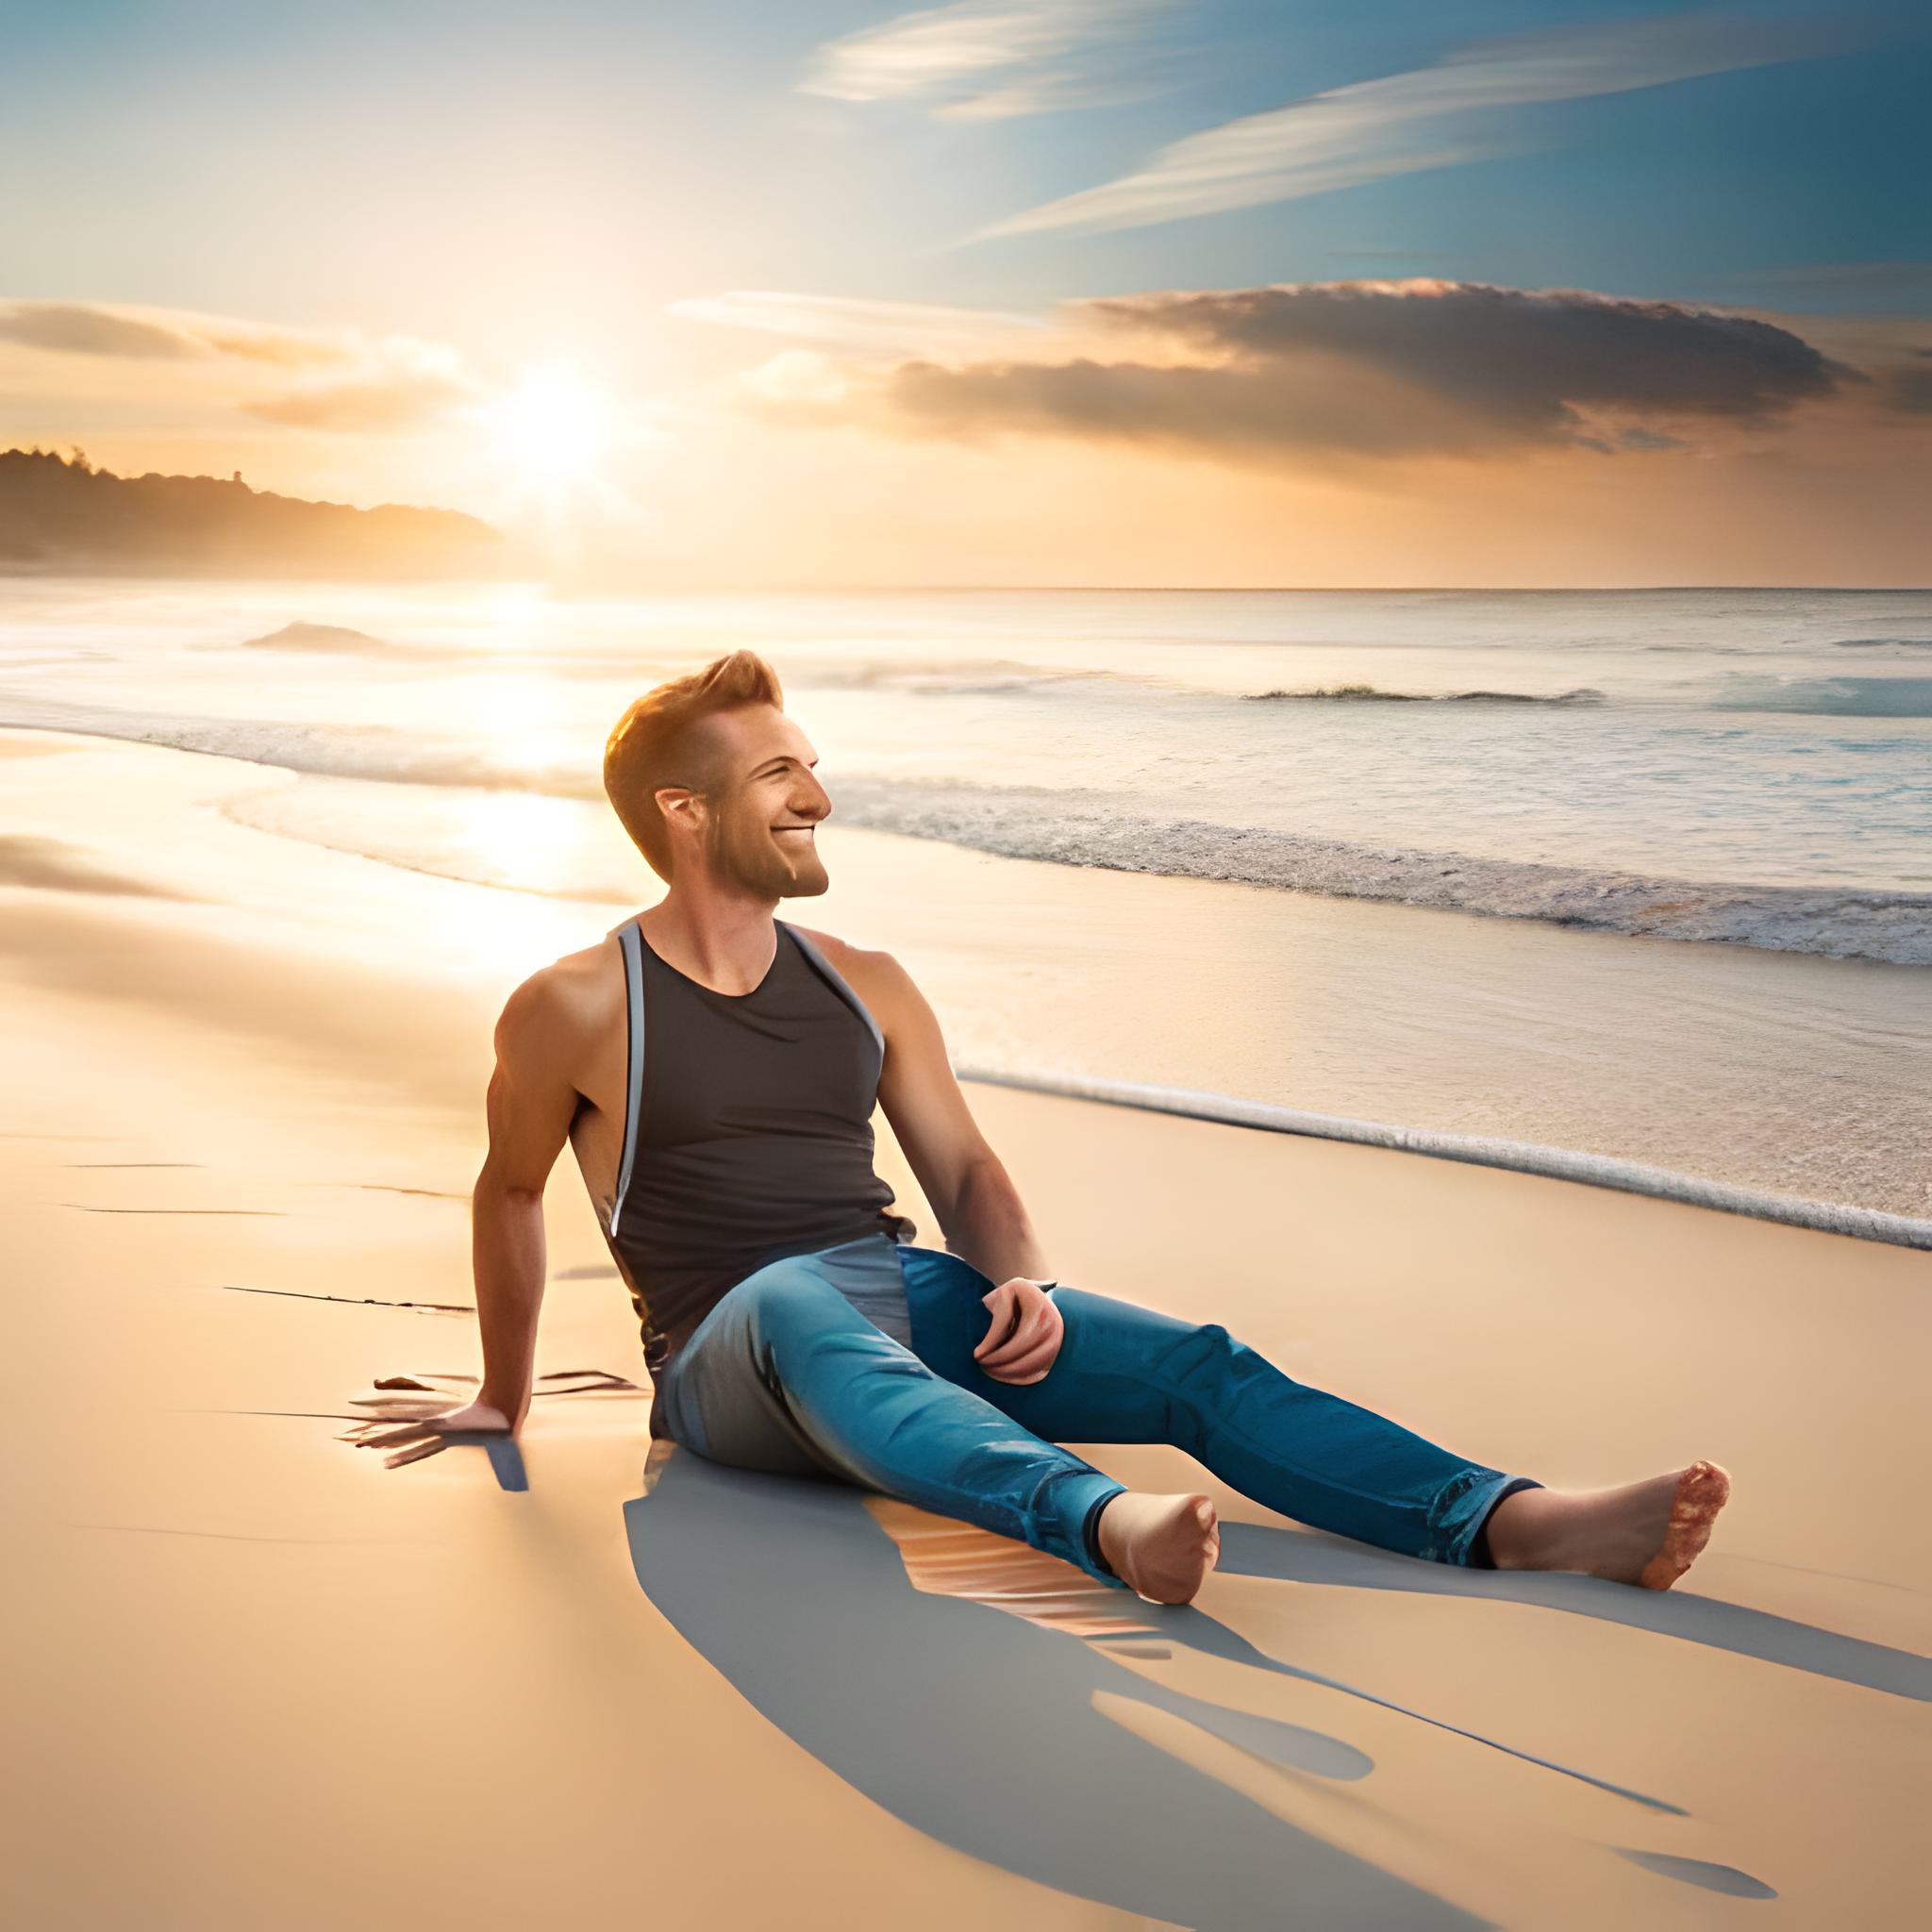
[239,369,475,431]
[0,296,480,437]
[0,299,355,365]
[667,289,1053,358]
[967,5,1875,240]
[799,0,1174,121]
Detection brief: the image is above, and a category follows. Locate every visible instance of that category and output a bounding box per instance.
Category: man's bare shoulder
[784,924,916,1010]
[494,931,624,1066]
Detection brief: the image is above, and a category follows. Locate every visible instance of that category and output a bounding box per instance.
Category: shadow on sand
[1216,1523,1930,1704]
[619,1446,1817,1927]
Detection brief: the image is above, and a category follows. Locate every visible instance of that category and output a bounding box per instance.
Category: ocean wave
[823,777,1932,967]
[790,658,1157,698]
[1241,683,1606,706]
[803,661,1612,708]
[1830,637,1932,650]
[0,692,583,796]
[1636,643,1751,654]
[7,694,1926,965]
[1711,675,1932,718]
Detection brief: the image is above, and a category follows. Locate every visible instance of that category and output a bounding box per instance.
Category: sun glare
[479,361,614,485]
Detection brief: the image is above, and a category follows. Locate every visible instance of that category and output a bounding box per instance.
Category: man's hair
[603,649,786,883]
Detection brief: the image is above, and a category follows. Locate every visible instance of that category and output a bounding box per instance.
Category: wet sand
[3,728,1927,1929]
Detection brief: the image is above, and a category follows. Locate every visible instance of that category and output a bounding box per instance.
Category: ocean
[4,576,1928,1220]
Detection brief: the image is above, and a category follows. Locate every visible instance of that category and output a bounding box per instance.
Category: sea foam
[6,692,1928,966]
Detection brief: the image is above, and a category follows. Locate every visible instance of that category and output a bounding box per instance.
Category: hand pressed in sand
[342,1388,515,1469]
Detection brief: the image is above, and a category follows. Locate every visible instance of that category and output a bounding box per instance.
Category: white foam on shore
[6,696,1930,965]
[828,779,1932,967]
[958,1066,1932,1253]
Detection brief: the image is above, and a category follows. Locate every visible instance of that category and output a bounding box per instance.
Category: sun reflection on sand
[863,1494,1161,1640]
[447,786,590,879]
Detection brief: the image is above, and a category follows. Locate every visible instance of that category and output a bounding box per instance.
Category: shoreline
[6,700,1932,967]
[5,720,1929,1222]
[959,1068,1932,1253]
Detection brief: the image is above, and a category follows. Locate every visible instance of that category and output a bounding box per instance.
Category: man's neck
[639,889,782,996]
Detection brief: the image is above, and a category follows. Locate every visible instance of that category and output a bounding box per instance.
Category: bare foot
[1636,1461,1733,1590]
[1095,1491,1220,1604]
[1485,1460,1732,1589]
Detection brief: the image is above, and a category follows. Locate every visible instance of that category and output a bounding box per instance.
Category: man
[358,650,1731,1605]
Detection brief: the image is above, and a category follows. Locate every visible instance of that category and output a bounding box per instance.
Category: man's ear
[655,785,705,833]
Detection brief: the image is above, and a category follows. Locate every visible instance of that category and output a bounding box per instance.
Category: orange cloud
[0,298,354,366]
[241,369,476,431]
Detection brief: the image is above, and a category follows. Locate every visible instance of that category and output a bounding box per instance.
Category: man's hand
[346,1397,515,1469]
[974,1277,1064,1385]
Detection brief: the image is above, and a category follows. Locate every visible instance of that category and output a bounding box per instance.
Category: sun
[478,360,615,486]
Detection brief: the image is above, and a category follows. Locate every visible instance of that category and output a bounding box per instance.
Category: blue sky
[7,1,1926,330]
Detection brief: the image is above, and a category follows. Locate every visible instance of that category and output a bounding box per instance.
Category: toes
[1687,1459,1732,1511]
[1636,1460,1732,1588]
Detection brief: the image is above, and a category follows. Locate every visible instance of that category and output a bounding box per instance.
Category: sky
[2,0,1928,587]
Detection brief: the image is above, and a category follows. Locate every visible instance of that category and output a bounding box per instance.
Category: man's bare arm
[353,969,581,1463]
[469,972,582,1428]
[861,948,1051,1287]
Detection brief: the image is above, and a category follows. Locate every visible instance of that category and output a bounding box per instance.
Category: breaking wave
[1241,684,1606,705]
[823,777,1932,966]
[0,693,557,794]
[787,658,1154,698]
[1711,676,1932,718]
[6,694,1927,965]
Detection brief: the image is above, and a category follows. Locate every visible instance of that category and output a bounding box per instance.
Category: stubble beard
[711,813,829,899]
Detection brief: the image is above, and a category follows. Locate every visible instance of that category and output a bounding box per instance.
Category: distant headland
[0,447,511,579]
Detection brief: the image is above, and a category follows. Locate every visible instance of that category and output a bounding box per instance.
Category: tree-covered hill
[0,447,511,578]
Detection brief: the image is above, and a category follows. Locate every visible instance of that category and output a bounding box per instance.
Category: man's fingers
[341,1415,424,1440]
[383,1437,448,1469]
[982,1336,1061,1384]
[356,1417,448,1450]
[982,1307,1063,1377]
[978,1304,1058,1369]
[981,1298,1058,1359]
[973,1288,1022,1359]
[347,1394,455,1418]
[978,1323,1048,1371]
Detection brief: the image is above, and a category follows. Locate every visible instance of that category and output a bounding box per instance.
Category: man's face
[672,704,832,899]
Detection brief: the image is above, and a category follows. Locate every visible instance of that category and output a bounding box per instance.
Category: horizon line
[7,571,1930,595]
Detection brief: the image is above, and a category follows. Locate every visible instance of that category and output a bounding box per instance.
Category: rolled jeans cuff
[1067,1474,1131,1588]
[1441,1472,1545,1568]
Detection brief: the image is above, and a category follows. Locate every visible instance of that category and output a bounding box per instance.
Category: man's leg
[655,1250,1129,1586]
[896,1246,1541,1570]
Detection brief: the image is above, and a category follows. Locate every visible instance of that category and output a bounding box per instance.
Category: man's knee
[1156,1319,1282,1414]
[1161,1319,1237,1375]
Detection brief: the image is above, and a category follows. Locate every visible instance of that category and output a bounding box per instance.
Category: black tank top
[601,915,915,1423]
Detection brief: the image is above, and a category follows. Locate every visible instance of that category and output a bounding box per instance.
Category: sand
[3,727,1926,1930]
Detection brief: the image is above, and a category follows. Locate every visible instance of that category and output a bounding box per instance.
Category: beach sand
[4,728,1927,1929]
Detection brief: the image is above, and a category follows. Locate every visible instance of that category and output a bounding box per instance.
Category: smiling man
[359,648,1731,1604]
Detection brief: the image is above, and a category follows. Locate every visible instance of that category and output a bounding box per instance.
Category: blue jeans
[656,1232,1542,1592]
